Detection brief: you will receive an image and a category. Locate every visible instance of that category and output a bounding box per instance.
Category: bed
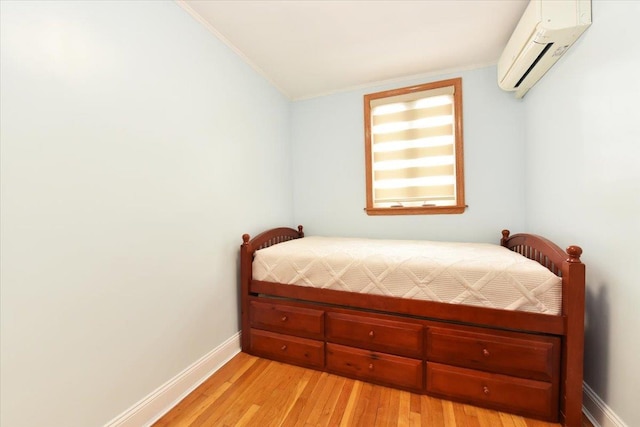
[240,226,585,426]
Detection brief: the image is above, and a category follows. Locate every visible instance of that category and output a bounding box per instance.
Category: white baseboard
[106,344,631,427]
[104,332,241,427]
[583,382,628,427]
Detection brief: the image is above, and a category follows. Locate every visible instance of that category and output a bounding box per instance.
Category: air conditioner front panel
[498,36,550,90]
[497,0,543,81]
[497,0,592,98]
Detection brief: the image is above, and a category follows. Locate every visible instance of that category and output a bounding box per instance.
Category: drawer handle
[369,330,375,338]
[368,363,374,371]
[482,348,490,357]
[483,386,490,395]
[281,315,288,322]
[281,345,287,351]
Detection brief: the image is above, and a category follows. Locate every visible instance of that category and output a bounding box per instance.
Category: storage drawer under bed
[249,329,324,370]
[326,343,423,392]
[326,312,423,358]
[426,362,558,421]
[426,326,560,381]
[250,301,324,339]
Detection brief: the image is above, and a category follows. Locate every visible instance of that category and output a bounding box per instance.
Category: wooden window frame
[364,78,465,215]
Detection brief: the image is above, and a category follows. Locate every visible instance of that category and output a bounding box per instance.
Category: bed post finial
[242,234,250,245]
[566,245,583,263]
[500,230,510,247]
[298,225,304,238]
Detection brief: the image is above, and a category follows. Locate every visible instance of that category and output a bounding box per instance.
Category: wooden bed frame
[240,226,585,426]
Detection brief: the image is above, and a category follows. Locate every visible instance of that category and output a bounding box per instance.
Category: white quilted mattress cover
[252,236,562,315]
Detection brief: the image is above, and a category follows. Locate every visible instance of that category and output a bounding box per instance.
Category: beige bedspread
[252,236,562,315]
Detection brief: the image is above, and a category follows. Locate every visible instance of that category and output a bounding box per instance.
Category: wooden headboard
[242,225,304,253]
[500,229,582,276]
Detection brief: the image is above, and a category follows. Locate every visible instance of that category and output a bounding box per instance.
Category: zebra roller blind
[364,78,465,215]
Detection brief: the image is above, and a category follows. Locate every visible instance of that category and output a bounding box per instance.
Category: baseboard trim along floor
[104,332,241,427]
[583,382,628,427]
[105,332,628,427]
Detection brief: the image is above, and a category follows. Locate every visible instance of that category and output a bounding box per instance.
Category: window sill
[365,205,467,216]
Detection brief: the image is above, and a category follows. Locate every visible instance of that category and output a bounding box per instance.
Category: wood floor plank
[152,391,208,427]
[386,387,402,427]
[338,379,362,427]
[348,381,376,426]
[280,369,324,427]
[191,359,279,425]
[454,401,480,427]
[303,372,338,425]
[233,403,260,427]
[477,407,504,427]
[239,362,304,426]
[409,410,422,427]
[410,392,422,414]
[284,371,330,426]
[499,411,522,427]
[464,404,479,416]
[161,381,232,427]
[525,419,560,427]
[373,384,392,427]
[154,357,259,426]
[401,391,413,425]
[276,367,316,426]
[442,399,458,427]
[315,375,347,426]
[307,374,338,425]
[153,353,581,427]
[220,360,305,426]
[361,382,382,426]
[326,376,354,426]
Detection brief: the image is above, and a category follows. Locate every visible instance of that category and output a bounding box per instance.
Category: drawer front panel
[426,327,559,381]
[326,343,423,392]
[250,329,324,369]
[250,301,324,339]
[426,362,557,421]
[326,312,423,358]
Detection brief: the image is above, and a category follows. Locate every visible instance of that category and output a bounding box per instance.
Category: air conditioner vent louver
[515,42,553,88]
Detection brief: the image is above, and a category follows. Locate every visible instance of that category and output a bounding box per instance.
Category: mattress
[252,236,562,315]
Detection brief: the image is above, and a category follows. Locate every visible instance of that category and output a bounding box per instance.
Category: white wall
[3,1,637,426]
[0,2,292,426]
[291,66,527,243]
[522,1,640,425]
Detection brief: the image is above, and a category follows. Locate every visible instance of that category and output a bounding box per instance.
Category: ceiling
[178,0,528,100]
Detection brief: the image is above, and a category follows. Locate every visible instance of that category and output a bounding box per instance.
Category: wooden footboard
[501,230,585,427]
[240,226,585,426]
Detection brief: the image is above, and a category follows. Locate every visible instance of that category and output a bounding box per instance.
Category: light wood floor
[154,352,592,427]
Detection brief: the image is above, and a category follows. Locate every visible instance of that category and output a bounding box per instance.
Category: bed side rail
[500,229,582,276]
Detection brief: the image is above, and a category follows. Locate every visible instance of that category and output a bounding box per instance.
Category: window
[364,78,465,215]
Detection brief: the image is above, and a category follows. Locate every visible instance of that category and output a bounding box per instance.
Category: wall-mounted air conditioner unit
[497,0,591,98]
